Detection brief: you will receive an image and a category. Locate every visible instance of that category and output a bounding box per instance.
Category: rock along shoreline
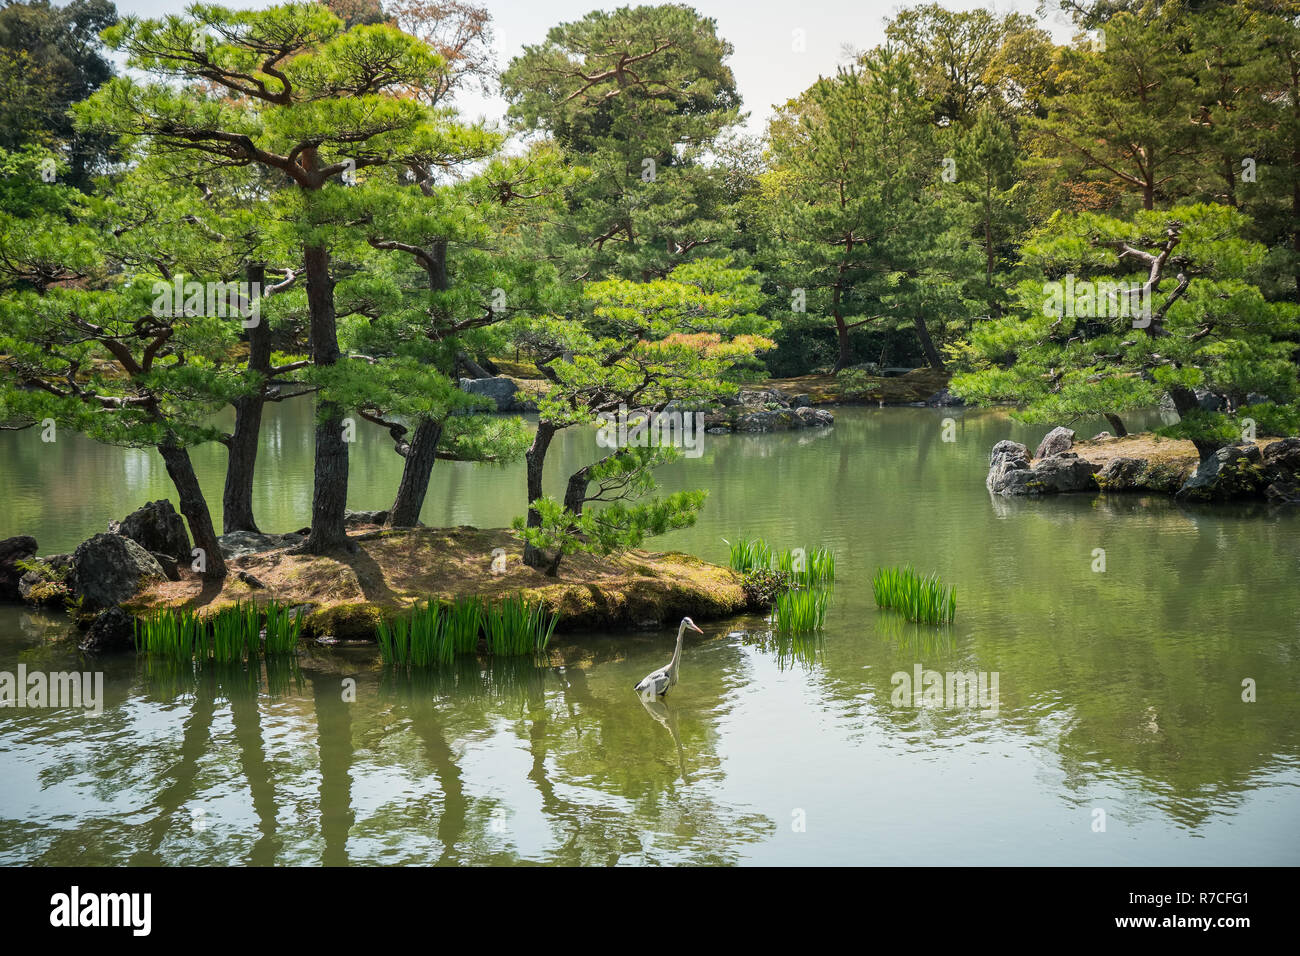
[986,426,1300,503]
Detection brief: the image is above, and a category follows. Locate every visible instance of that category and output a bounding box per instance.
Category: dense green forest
[1,0,1298,580]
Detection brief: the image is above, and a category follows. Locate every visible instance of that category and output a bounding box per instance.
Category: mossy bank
[124,525,750,641]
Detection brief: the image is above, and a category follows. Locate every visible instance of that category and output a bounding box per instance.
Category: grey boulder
[80,607,136,654]
[1034,426,1075,459]
[457,376,536,412]
[109,500,191,564]
[987,441,1098,496]
[70,533,166,612]
[1177,443,1264,501]
[794,406,834,427]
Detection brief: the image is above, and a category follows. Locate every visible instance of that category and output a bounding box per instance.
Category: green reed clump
[444,595,485,654]
[377,600,454,667]
[726,537,772,574]
[777,546,836,586]
[263,600,303,654]
[135,601,303,661]
[871,565,957,625]
[378,594,558,666]
[135,605,202,660]
[729,537,836,588]
[483,595,558,656]
[773,587,830,633]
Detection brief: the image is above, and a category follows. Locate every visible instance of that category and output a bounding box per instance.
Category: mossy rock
[304,602,388,640]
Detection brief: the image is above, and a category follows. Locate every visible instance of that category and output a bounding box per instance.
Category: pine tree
[512,258,773,573]
[78,3,464,552]
[950,204,1300,458]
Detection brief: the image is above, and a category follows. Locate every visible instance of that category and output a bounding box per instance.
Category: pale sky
[114,0,1079,134]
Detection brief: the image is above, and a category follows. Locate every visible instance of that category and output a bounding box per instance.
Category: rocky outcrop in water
[987,432,1103,496]
[1175,439,1300,502]
[705,387,834,433]
[987,444,1100,496]
[17,552,72,605]
[986,430,1300,502]
[80,606,135,653]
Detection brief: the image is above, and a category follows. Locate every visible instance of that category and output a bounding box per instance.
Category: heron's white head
[682,616,703,634]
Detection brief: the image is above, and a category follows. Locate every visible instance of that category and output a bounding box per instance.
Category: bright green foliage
[518,257,773,427]
[726,537,772,574]
[871,566,957,625]
[512,479,708,574]
[377,594,557,666]
[501,3,742,281]
[513,258,772,575]
[728,536,835,585]
[777,547,836,587]
[377,600,454,667]
[482,595,558,656]
[773,588,830,633]
[135,601,302,661]
[950,204,1300,446]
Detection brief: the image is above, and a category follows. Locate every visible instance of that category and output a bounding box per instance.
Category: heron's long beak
[688,622,703,633]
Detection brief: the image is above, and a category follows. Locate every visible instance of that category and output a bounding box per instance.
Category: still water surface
[1,403,1298,865]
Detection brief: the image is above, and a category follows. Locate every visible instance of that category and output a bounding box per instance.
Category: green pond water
[1,401,1298,865]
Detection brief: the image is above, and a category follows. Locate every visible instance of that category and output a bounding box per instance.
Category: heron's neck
[668,624,686,673]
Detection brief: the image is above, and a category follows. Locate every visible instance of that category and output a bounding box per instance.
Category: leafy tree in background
[952,107,1029,306]
[760,51,978,372]
[0,0,119,188]
[501,3,742,283]
[387,0,495,105]
[884,3,1055,127]
[1029,9,1200,212]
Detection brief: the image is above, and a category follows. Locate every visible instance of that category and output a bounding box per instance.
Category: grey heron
[634,616,703,698]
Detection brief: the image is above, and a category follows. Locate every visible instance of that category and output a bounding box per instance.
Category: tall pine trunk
[385,239,449,528]
[302,242,350,553]
[912,314,946,371]
[222,263,269,533]
[387,418,443,527]
[1167,385,1224,460]
[158,442,227,580]
[522,421,557,569]
[832,318,853,373]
